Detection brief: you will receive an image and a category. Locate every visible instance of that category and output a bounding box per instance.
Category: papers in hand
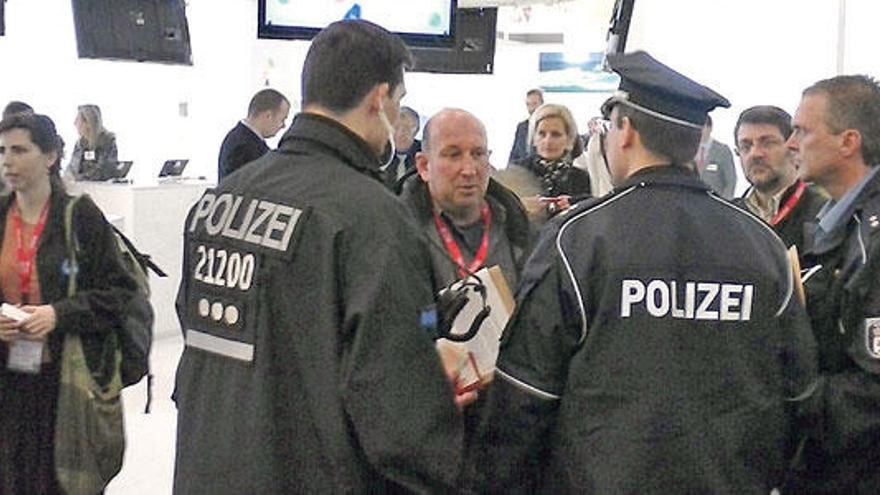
[436,266,515,394]
[1,303,30,322]
[787,246,805,306]
[2,303,42,374]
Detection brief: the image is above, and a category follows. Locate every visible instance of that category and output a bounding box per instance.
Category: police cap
[601,51,730,129]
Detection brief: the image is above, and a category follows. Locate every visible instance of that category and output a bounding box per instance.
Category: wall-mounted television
[257,0,456,47]
[72,0,192,65]
[411,8,497,75]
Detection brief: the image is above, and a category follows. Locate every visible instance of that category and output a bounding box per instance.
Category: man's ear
[619,116,636,148]
[367,82,391,114]
[416,151,430,181]
[839,129,863,160]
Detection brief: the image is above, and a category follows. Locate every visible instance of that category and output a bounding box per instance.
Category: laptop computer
[107,160,133,180]
[158,159,189,178]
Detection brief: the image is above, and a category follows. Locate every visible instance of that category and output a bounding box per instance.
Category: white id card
[84,150,97,161]
[7,340,44,374]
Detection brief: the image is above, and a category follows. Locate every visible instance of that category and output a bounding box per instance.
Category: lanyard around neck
[770,181,807,226]
[432,203,491,279]
[12,201,51,301]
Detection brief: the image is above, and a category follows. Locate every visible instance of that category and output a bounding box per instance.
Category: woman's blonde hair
[528,102,581,158]
[77,104,106,146]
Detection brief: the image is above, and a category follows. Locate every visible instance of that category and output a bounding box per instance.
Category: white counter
[71,180,213,338]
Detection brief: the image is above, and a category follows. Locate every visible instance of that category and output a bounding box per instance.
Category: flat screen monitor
[159,159,189,177]
[108,160,134,179]
[257,0,456,47]
[72,0,192,65]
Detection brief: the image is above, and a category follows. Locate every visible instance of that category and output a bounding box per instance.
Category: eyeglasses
[437,147,493,164]
[589,118,612,135]
[735,136,785,155]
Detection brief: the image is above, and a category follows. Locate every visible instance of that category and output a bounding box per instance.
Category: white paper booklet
[436,265,515,393]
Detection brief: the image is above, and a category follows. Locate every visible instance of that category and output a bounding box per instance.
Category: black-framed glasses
[735,136,785,155]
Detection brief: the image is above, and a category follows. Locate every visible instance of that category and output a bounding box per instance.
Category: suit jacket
[507,119,529,165]
[217,121,269,181]
[382,139,421,191]
[696,139,737,199]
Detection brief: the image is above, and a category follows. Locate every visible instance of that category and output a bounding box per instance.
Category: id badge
[7,340,44,374]
[84,150,97,161]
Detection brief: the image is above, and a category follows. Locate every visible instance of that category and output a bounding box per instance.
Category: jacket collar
[399,173,531,249]
[278,112,383,180]
[852,166,880,215]
[0,183,71,248]
[237,120,264,141]
[614,164,712,193]
[809,167,880,255]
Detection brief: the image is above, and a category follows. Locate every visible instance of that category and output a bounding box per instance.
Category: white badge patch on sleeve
[866,317,880,359]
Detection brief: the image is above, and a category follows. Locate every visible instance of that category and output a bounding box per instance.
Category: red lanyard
[12,201,50,300]
[769,181,807,226]
[432,204,491,279]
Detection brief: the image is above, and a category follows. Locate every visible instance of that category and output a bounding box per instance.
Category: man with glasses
[733,105,827,256]
[470,52,818,493]
[400,108,532,291]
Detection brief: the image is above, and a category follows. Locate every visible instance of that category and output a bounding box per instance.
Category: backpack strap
[63,195,85,297]
[109,224,168,278]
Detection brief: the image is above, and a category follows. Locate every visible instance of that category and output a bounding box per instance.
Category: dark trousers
[0,362,61,495]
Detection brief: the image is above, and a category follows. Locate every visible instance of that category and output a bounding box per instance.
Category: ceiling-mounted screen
[258,0,456,47]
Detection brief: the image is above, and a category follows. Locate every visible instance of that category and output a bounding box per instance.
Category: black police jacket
[173,113,463,494]
[791,169,880,493]
[472,165,818,494]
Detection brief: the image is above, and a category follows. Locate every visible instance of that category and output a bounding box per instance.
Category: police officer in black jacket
[785,75,880,494]
[471,51,819,494]
[173,20,462,494]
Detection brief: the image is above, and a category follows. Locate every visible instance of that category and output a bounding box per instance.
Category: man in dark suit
[507,88,543,165]
[694,114,737,198]
[217,88,290,181]
[382,105,420,190]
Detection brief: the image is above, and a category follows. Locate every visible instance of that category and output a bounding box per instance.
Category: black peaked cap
[601,51,730,128]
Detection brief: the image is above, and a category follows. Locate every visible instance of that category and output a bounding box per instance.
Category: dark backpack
[64,195,167,412]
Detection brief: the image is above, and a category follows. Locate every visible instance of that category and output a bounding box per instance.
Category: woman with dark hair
[511,102,592,220]
[0,113,136,493]
[67,104,118,181]
[2,101,34,120]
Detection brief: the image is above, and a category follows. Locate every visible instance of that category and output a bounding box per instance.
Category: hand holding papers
[1,303,44,374]
[436,266,515,395]
[1,302,30,322]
